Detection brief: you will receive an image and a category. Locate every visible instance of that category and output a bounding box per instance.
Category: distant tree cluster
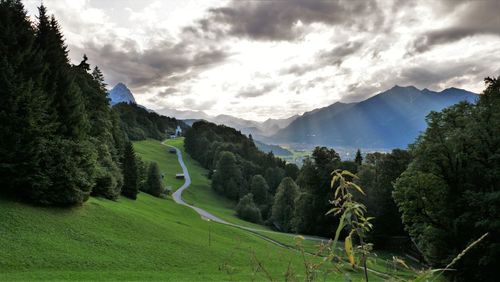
[113,102,186,141]
[393,77,500,281]
[185,121,390,235]
[184,121,299,223]
[0,1,166,205]
[290,147,367,236]
[354,149,412,245]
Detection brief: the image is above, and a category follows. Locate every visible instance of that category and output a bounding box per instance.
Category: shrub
[236,193,262,223]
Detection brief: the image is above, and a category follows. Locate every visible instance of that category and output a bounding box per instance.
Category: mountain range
[106,83,297,137]
[107,82,478,149]
[269,85,478,148]
[158,108,298,139]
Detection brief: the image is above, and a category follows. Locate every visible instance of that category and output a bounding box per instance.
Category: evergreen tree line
[0,1,165,205]
[184,121,300,223]
[392,77,500,281]
[183,121,402,236]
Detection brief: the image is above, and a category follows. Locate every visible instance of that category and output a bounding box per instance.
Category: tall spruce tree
[144,162,164,197]
[91,66,106,91]
[28,5,98,205]
[0,0,54,197]
[37,7,89,138]
[74,55,123,200]
[355,149,363,165]
[1,2,127,205]
[122,142,138,199]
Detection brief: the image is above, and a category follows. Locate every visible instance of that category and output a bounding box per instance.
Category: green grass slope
[162,138,417,280]
[2,194,345,281]
[133,139,184,191]
[164,138,326,252]
[0,138,402,281]
[165,138,272,231]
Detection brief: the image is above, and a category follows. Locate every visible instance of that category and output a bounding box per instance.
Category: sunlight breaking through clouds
[23,0,500,121]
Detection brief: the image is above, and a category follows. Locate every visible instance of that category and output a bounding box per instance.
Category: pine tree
[26,5,98,205]
[122,142,138,199]
[1,2,126,205]
[144,162,164,197]
[74,55,123,200]
[36,7,89,138]
[355,149,363,165]
[0,0,54,197]
[92,66,107,91]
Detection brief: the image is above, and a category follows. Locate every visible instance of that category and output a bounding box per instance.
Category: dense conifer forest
[0,1,179,205]
[114,102,186,141]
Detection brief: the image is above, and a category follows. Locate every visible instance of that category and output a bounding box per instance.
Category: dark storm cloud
[237,83,278,98]
[203,0,383,41]
[76,39,229,93]
[317,41,363,66]
[398,62,486,88]
[280,41,363,76]
[157,87,179,98]
[409,0,500,54]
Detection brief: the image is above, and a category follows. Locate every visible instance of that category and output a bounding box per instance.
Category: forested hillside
[183,121,407,239]
[113,102,186,141]
[0,1,177,206]
[392,78,500,281]
[184,121,299,222]
[0,2,125,205]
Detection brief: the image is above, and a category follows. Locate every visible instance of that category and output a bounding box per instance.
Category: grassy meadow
[0,138,413,281]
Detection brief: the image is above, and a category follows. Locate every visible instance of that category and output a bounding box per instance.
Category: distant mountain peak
[441,87,464,93]
[108,83,136,105]
[114,82,127,88]
[271,85,478,148]
[390,85,419,91]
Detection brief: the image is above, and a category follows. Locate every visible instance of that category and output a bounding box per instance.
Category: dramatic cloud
[279,41,363,76]
[237,83,278,98]
[409,0,500,54]
[23,0,500,121]
[207,0,382,41]
[79,41,229,91]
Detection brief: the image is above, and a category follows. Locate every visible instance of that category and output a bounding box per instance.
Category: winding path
[164,141,393,279]
[164,142,327,245]
[169,144,230,225]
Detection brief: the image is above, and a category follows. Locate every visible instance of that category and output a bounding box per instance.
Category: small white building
[175,125,182,137]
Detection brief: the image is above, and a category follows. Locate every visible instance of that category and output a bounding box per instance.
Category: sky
[23,0,500,121]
